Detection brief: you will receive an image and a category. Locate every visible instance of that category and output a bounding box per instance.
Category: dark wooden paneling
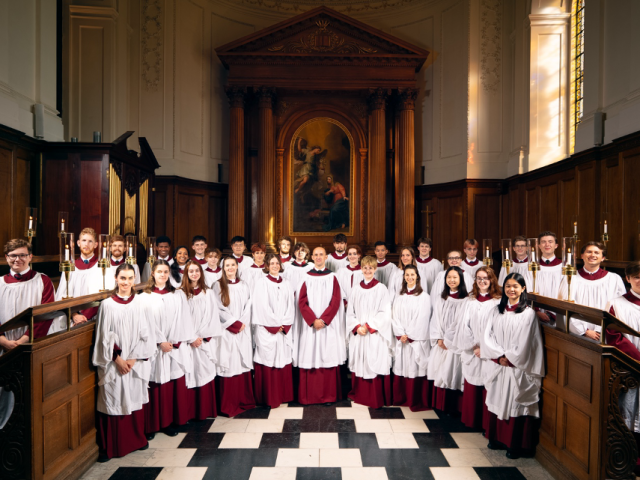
[540,388,557,442]
[540,183,559,235]
[525,187,539,237]
[42,353,72,399]
[622,150,640,260]
[0,145,12,244]
[78,345,94,382]
[43,401,72,468]
[78,387,95,440]
[563,402,591,471]
[564,355,592,402]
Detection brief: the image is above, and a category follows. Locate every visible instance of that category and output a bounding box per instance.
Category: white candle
[150,246,153,256]
[531,249,536,262]
[574,222,577,234]
[28,216,33,230]
[102,243,107,258]
[567,249,572,265]
[505,248,509,260]
[61,219,65,232]
[604,221,608,234]
[65,245,70,262]
[129,246,133,257]
[485,247,490,258]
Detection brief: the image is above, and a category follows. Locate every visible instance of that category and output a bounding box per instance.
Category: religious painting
[289,117,354,235]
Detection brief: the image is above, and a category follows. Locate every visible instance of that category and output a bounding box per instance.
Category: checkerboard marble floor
[81,400,554,480]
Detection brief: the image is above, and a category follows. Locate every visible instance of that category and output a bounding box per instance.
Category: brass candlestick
[59,261,75,300]
[502,259,513,275]
[483,258,493,266]
[98,258,109,291]
[529,261,540,293]
[562,265,577,303]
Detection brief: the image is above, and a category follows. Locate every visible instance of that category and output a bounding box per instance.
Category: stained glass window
[570,0,585,153]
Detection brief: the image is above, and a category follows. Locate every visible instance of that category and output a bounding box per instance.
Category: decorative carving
[111,160,123,181]
[397,88,418,111]
[367,88,388,112]
[256,86,277,109]
[276,100,301,118]
[124,173,139,198]
[141,0,163,92]
[347,102,368,119]
[606,361,639,480]
[0,353,28,480]
[480,0,502,94]
[268,20,378,54]
[240,0,420,15]
[225,86,247,109]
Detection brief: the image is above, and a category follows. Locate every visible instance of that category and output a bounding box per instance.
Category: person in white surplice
[481,272,545,459]
[346,256,393,409]
[336,244,363,310]
[453,266,501,429]
[325,233,349,272]
[391,265,432,412]
[252,254,295,409]
[203,248,223,288]
[430,251,474,307]
[276,236,294,270]
[141,235,174,283]
[93,264,155,462]
[415,237,443,294]
[245,242,267,291]
[169,246,190,289]
[498,236,530,287]
[213,256,256,417]
[527,231,563,324]
[427,266,469,414]
[460,239,481,279]
[372,241,397,288]
[387,247,418,298]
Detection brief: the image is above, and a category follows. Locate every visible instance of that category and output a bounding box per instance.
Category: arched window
[570,0,585,153]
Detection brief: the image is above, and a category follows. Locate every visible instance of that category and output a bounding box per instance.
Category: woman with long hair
[388,247,418,298]
[182,261,222,420]
[427,266,469,414]
[453,266,501,429]
[481,272,544,459]
[169,246,190,288]
[213,256,255,416]
[142,259,196,439]
[391,265,433,411]
[336,244,363,308]
[93,264,155,462]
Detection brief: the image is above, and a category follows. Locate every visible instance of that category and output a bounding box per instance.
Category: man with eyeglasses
[498,236,531,287]
[0,239,55,355]
[429,250,474,304]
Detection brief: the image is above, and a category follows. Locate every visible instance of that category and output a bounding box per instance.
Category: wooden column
[368,88,387,247]
[257,86,277,251]
[226,87,246,240]
[396,88,417,251]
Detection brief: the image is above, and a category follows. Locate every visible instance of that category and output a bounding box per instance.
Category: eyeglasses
[448,256,461,260]
[6,254,30,260]
[476,277,489,282]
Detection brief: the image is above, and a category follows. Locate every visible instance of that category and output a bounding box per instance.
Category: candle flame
[568,248,571,253]
[574,222,577,226]
[29,216,32,220]
[65,244,69,248]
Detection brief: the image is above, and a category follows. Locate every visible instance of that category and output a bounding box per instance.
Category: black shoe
[506,449,520,459]
[146,433,156,441]
[324,402,334,406]
[487,441,504,450]
[139,442,149,451]
[97,452,110,463]
[161,426,178,437]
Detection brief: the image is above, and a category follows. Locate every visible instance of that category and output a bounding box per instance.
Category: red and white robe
[141,255,174,283]
[374,259,397,289]
[416,256,443,294]
[204,266,223,288]
[325,252,348,273]
[460,258,481,278]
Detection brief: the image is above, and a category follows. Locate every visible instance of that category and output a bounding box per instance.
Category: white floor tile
[156,467,208,480]
[399,407,439,419]
[351,401,370,408]
[79,463,119,480]
[430,467,481,480]
[143,448,197,467]
[441,448,492,467]
[389,419,429,433]
[336,407,372,419]
[319,448,363,467]
[375,432,419,449]
[268,407,304,419]
[209,417,249,433]
[218,432,264,449]
[148,432,187,449]
[354,419,393,433]
[246,419,285,433]
[450,432,489,449]
[299,432,340,449]
[341,467,389,480]
[249,467,297,480]
[275,448,320,467]
[110,448,155,467]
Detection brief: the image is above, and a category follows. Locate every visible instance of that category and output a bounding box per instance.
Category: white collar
[116,293,131,300]
[195,255,205,260]
[542,255,556,262]
[111,255,123,261]
[583,266,601,274]
[466,257,477,262]
[377,259,386,263]
[419,255,430,260]
[81,254,94,261]
[363,277,374,284]
[11,267,30,277]
[631,290,640,300]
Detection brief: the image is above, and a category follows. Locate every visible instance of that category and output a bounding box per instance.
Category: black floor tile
[360,448,449,469]
[425,415,483,433]
[334,398,353,408]
[368,407,405,419]
[296,467,342,480]
[235,406,271,419]
[259,433,301,448]
[178,432,225,449]
[303,405,338,420]
[108,467,163,480]
[283,419,356,433]
[386,466,435,480]
[474,467,528,480]
[173,418,214,433]
[338,432,379,450]
[189,448,279,471]
[413,432,458,450]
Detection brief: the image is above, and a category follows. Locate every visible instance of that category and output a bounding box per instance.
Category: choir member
[0,239,55,348]
[325,233,349,272]
[498,236,529,286]
[52,227,102,331]
[245,242,267,291]
[169,246,190,289]
[108,235,140,285]
[213,256,255,417]
[203,248,223,288]
[346,256,393,408]
[336,244,363,306]
[182,261,221,421]
[430,251,474,306]
[481,273,544,459]
[392,265,432,411]
[373,241,397,288]
[297,247,347,405]
[530,231,563,324]
[252,254,295,408]
[453,266,501,429]
[93,264,155,462]
[415,237,443,294]
[141,235,173,283]
[277,236,294,268]
[559,241,626,340]
[388,247,417,298]
[225,236,254,274]
[460,239,481,278]
[427,266,469,414]
[191,235,208,265]
[143,259,196,438]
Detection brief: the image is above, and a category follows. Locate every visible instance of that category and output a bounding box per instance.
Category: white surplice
[346,280,393,379]
[204,267,223,288]
[430,270,474,306]
[92,295,156,416]
[141,257,174,283]
[387,267,407,299]
[186,288,223,387]
[325,252,349,273]
[220,255,254,275]
[460,259,481,279]
[252,275,295,368]
[481,305,545,420]
[524,258,562,300]
[336,265,364,304]
[282,261,313,367]
[391,289,432,377]
[415,256,443,294]
[498,258,530,288]
[374,260,397,288]
[213,280,253,377]
[107,260,140,285]
[244,264,267,291]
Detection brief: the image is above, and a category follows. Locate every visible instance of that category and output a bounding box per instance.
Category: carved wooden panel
[546,346,559,383]
[560,177,577,239]
[562,401,591,471]
[80,158,105,235]
[177,192,206,248]
[42,353,72,400]
[209,195,228,251]
[540,183,559,234]
[564,355,593,402]
[622,150,640,260]
[472,192,501,249]
[540,388,557,442]
[43,401,72,468]
[78,386,95,440]
[78,345,95,382]
[602,156,623,260]
[525,187,539,237]
[0,146,12,244]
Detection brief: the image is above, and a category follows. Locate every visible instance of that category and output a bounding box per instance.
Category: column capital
[225,86,247,109]
[367,88,389,112]
[255,86,277,109]
[397,88,418,111]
